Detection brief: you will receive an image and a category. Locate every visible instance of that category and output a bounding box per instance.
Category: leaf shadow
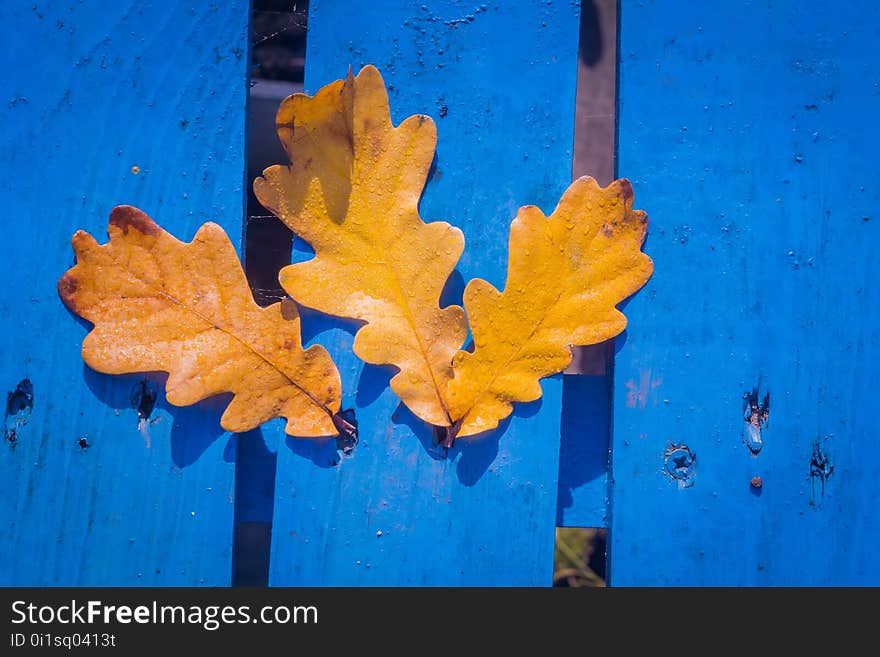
[285,435,344,468]
[81,365,230,469]
[66,310,93,334]
[356,363,395,408]
[391,396,543,487]
[614,329,629,356]
[297,303,363,345]
[439,268,466,309]
[611,298,634,356]
[391,402,448,462]
[270,104,353,223]
[165,393,234,468]
[425,150,440,188]
[449,428,503,487]
[234,427,277,523]
[556,374,610,524]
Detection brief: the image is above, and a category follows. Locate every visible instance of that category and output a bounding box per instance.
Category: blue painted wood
[556,0,618,529]
[557,373,610,528]
[0,0,248,585]
[268,0,580,585]
[610,0,880,584]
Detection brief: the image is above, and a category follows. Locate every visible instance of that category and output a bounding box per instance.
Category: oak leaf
[254,66,653,444]
[254,65,467,427]
[446,177,654,439]
[58,206,346,438]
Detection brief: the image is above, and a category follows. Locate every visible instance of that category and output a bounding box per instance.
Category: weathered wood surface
[0,0,248,585]
[610,0,880,584]
[268,0,581,585]
[557,0,618,529]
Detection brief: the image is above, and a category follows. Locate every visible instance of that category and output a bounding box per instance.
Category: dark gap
[554,527,607,587]
[240,0,617,586]
[244,0,308,308]
[604,0,623,588]
[251,0,308,83]
[572,0,617,186]
[604,0,624,588]
[234,0,309,587]
[233,522,274,586]
[233,430,278,586]
[554,0,618,588]
[565,0,617,374]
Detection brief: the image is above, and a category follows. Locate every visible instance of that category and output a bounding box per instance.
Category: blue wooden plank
[610,0,880,584]
[268,0,580,585]
[557,373,610,528]
[0,0,248,585]
[555,0,618,529]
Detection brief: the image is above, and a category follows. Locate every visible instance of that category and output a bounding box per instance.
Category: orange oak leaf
[254,65,467,428]
[58,206,349,438]
[446,177,653,440]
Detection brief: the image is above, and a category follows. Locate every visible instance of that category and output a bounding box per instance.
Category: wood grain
[267,0,580,586]
[610,0,880,584]
[0,0,248,585]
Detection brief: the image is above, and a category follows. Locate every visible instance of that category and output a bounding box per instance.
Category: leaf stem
[331,411,359,449]
[436,417,464,449]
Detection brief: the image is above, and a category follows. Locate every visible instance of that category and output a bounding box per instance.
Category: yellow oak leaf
[58,205,347,438]
[254,65,467,427]
[447,177,654,440]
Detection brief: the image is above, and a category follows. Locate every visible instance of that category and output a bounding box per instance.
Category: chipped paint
[663,443,696,488]
[625,368,663,409]
[809,438,833,508]
[743,386,769,454]
[4,378,33,445]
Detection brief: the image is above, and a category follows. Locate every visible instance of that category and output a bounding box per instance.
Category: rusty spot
[57,273,79,305]
[750,476,763,489]
[619,179,634,203]
[280,298,298,321]
[663,443,696,488]
[130,165,140,175]
[809,438,833,507]
[743,386,770,454]
[109,205,160,236]
[5,378,34,445]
